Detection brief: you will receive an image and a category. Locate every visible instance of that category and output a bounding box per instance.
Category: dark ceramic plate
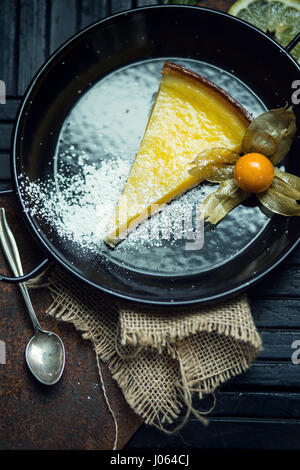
[4,6,300,306]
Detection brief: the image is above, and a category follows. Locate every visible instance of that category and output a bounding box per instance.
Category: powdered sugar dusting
[20,155,131,252]
[19,58,269,274]
[20,153,214,254]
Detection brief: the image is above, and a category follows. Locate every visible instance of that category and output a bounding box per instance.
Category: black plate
[12,5,300,306]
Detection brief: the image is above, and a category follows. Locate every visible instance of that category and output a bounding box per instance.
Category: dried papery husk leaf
[271,176,300,200]
[200,179,237,219]
[242,106,297,165]
[191,147,240,166]
[257,188,300,217]
[274,168,300,193]
[189,148,239,182]
[199,179,249,225]
[206,165,235,183]
[243,130,277,157]
[189,162,235,182]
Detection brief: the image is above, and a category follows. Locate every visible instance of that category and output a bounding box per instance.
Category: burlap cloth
[32,265,262,448]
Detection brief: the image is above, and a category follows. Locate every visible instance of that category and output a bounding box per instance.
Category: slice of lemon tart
[104,61,251,247]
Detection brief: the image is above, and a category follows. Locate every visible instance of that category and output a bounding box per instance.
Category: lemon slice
[229,0,300,62]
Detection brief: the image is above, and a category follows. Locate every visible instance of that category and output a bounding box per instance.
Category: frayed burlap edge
[120,317,261,357]
[178,338,260,398]
[28,266,262,440]
[118,295,260,353]
[43,268,187,433]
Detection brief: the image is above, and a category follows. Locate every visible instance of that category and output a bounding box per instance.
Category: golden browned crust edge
[162,61,252,126]
[105,62,252,247]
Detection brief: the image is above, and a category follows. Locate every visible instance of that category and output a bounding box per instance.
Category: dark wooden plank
[137,0,159,5]
[0,0,17,95]
[278,244,300,266]
[288,246,300,265]
[227,362,300,388]
[0,124,13,151]
[206,391,300,419]
[0,153,11,180]
[251,298,300,328]
[111,0,133,14]
[80,0,108,29]
[250,266,300,298]
[0,99,21,121]
[126,418,300,449]
[258,330,300,360]
[18,0,47,95]
[50,0,78,53]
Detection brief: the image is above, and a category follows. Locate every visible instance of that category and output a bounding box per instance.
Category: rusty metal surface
[0,197,142,450]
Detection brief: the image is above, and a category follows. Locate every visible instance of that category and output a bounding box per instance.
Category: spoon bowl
[25,329,65,385]
[0,208,65,385]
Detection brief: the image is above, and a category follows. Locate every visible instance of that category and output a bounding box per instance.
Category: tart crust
[105,61,252,247]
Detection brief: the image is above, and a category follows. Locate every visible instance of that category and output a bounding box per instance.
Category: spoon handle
[0,208,41,331]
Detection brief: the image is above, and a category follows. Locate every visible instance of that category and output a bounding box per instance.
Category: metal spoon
[0,208,65,385]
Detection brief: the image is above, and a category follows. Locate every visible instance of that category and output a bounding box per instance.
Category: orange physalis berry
[234,153,274,193]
